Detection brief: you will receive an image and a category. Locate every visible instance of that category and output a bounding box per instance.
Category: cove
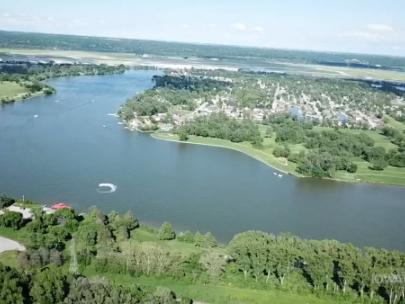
[0,70,404,250]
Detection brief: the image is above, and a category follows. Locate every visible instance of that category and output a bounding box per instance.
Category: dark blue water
[1,70,404,250]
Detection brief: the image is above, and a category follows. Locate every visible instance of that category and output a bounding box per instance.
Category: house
[51,202,71,210]
[42,206,56,215]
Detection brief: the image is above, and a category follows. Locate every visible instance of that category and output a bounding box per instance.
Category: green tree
[0,211,23,229]
[149,286,176,304]
[0,264,29,304]
[30,266,69,304]
[0,194,15,209]
[178,127,189,141]
[158,222,176,240]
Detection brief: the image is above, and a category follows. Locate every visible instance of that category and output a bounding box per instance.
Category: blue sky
[1,0,404,56]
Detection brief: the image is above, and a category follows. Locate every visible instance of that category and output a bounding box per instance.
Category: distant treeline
[0,63,126,104]
[152,74,231,91]
[1,30,405,71]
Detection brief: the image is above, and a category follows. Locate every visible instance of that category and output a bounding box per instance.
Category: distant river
[1,70,404,250]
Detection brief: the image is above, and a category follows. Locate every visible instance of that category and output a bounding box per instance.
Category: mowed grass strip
[0,81,29,99]
[83,271,338,304]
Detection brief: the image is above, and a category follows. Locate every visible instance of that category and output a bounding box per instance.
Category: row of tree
[229,231,405,304]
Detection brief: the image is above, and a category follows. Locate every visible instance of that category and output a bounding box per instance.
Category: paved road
[0,236,25,253]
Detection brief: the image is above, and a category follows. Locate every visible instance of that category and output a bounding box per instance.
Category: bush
[0,211,23,229]
[369,158,388,170]
[347,162,358,173]
[0,195,15,209]
[177,231,195,243]
[273,145,290,158]
[158,222,176,240]
[150,287,176,304]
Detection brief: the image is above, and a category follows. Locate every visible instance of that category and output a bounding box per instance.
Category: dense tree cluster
[267,117,405,176]
[0,194,15,209]
[0,211,23,229]
[0,63,126,79]
[0,264,164,304]
[119,92,169,119]
[152,74,231,91]
[229,231,405,304]
[178,112,263,145]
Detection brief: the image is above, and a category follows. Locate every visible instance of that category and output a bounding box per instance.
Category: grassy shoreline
[151,132,405,187]
[0,81,51,105]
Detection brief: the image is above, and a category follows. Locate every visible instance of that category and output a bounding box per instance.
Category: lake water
[1,70,404,250]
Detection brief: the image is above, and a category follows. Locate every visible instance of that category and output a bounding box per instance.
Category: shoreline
[151,132,292,175]
[150,131,405,188]
[0,89,50,106]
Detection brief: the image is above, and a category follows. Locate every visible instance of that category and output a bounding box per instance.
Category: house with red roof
[51,202,71,210]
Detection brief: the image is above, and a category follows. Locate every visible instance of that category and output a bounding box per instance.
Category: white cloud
[230,23,264,35]
[231,23,247,32]
[181,23,190,29]
[254,26,264,34]
[367,24,394,33]
[340,24,399,44]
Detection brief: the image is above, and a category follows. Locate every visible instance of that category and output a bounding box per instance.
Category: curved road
[0,236,25,253]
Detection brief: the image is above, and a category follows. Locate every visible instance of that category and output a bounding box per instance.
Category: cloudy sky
[1,0,404,56]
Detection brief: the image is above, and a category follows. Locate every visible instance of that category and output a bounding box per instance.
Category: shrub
[158,222,176,240]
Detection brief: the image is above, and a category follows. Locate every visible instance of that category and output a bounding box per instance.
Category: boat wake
[97,183,117,193]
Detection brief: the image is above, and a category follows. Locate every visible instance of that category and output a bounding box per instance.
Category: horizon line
[1,28,404,59]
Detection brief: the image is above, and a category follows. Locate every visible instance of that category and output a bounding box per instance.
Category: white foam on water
[97,183,117,194]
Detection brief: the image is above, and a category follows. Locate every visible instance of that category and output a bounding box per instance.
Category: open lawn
[129,226,205,256]
[0,250,20,268]
[0,227,32,244]
[83,271,343,304]
[0,81,29,100]
[385,115,405,132]
[310,64,405,82]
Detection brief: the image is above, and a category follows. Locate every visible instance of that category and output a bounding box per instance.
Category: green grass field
[0,227,33,244]
[129,226,205,255]
[0,81,29,100]
[83,270,343,304]
[0,251,20,268]
[152,125,405,187]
